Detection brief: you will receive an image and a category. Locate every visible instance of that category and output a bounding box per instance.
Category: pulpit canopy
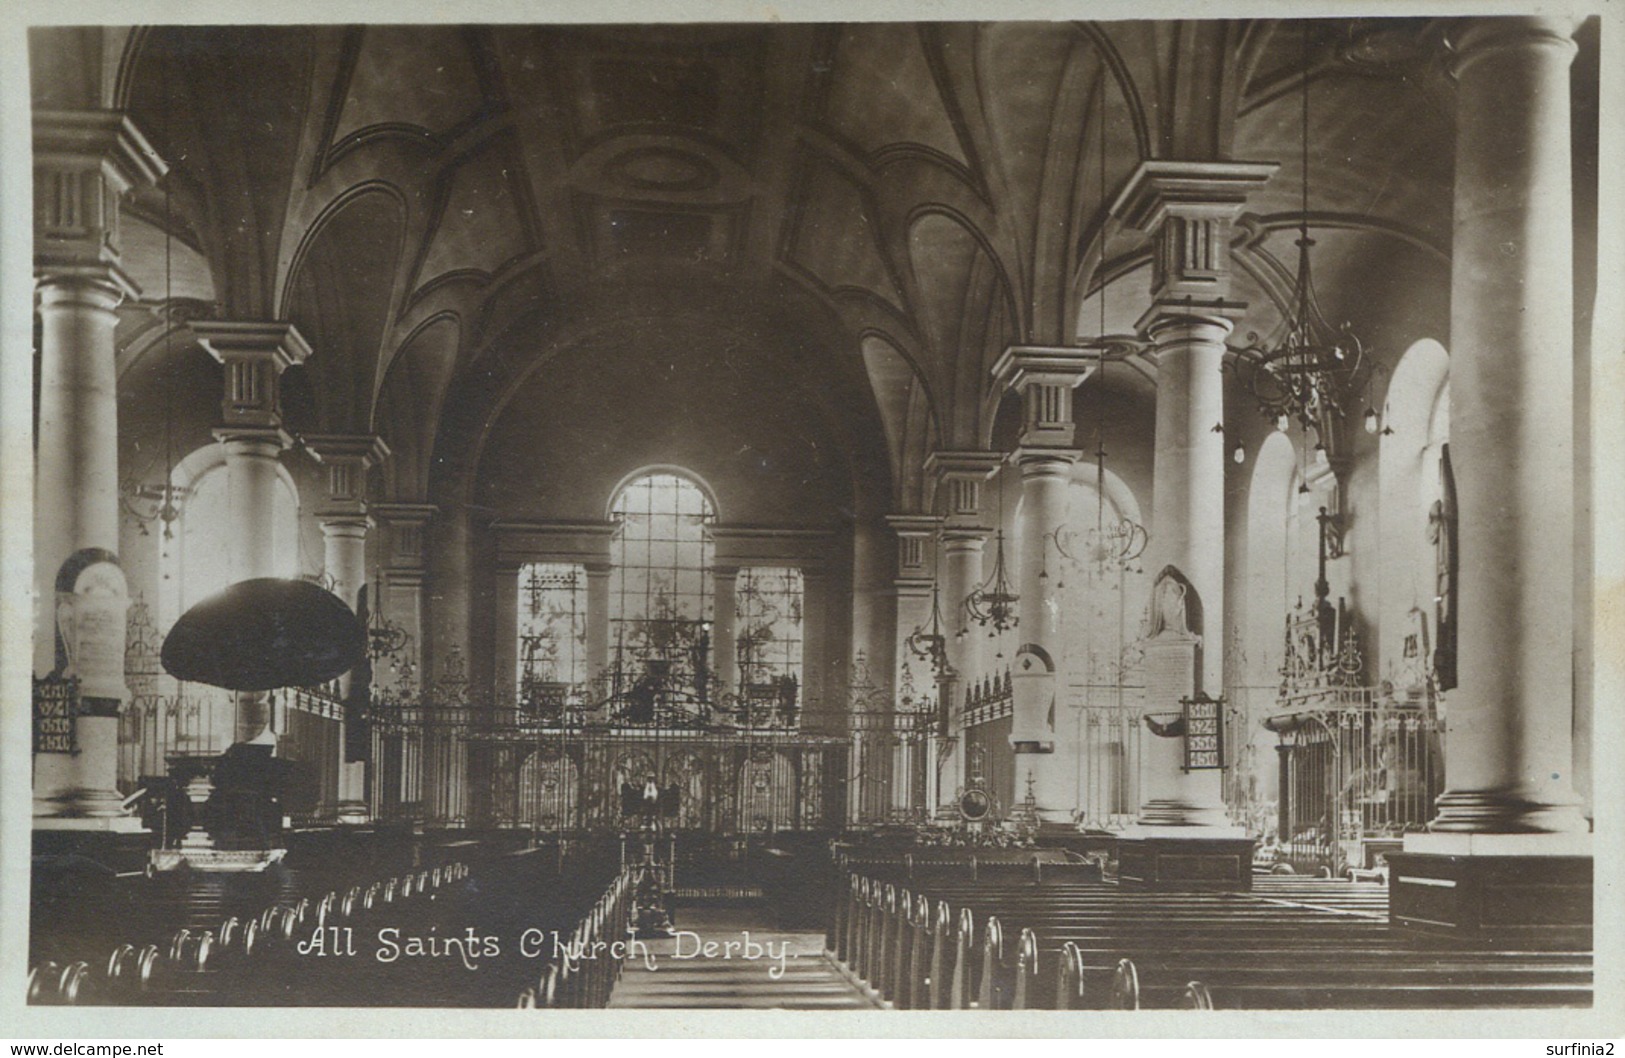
[161,577,365,691]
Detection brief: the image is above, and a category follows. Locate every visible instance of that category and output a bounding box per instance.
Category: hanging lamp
[1233,22,1368,433]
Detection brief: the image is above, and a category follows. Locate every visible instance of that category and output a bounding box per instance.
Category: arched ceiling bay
[97,18,1504,521]
[283,187,406,434]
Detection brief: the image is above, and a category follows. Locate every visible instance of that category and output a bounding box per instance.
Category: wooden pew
[839,871,1593,1012]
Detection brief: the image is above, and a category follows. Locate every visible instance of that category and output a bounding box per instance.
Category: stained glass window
[516,563,587,704]
[735,566,803,716]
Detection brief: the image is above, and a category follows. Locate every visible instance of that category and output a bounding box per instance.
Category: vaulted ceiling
[39,18,1597,521]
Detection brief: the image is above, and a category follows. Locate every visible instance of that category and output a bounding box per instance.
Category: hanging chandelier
[1232,22,1367,434]
[964,464,1018,633]
[122,73,188,543]
[905,579,956,680]
[365,569,414,691]
[1084,439,1148,575]
[964,529,1020,633]
[1064,72,1150,583]
[121,480,188,539]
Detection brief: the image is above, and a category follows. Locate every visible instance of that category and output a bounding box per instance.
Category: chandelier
[964,467,1018,633]
[121,481,188,540]
[1232,22,1367,434]
[122,78,188,543]
[1090,415,1148,576]
[1061,77,1150,584]
[905,579,956,680]
[964,529,1019,633]
[365,570,414,690]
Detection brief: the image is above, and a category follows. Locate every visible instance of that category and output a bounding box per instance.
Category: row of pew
[27,861,471,1005]
[29,832,629,1007]
[831,871,1593,1010]
[516,866,637,1008]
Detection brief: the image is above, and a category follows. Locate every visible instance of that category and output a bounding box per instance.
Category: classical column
[990,346,1093,822]
[1425,18,1588,839]
[305,434,390,821]
[1111,160,1275,886]
[372,503,435,693]
[192,321,312,744]
[850,516,896,698]
[712,565,739,702]
[424,505,473,825]
[924,451,1001,814]
[887,514,939,818]
[373,502,435,812]
[1389,18,1590,945]
[32,112,164,825]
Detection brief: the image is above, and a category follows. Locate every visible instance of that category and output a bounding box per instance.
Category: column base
[1134,799,1234,828]
[32,812,147,834]
[33,786,141,826]
[1429,790,1591,835]
[1388,833,1592,949]
[1116,830,1254,891]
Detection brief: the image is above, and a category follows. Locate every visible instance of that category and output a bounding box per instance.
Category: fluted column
[305,434,390,820]
[1111,161,1273,876]
[32,111,163,824]
[992,347,1093,821]
[193,321,311,743]
[1415,18,1588,842]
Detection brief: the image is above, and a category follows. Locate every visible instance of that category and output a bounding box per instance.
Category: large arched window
[608,470,717,689]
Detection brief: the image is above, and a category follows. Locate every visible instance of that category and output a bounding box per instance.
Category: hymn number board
[33,675,79,754]
[1182,693,1224,770]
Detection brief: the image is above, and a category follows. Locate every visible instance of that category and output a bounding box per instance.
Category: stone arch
[1377,339,1450,683]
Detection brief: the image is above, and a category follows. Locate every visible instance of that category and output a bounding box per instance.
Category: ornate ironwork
[905,580,955,680]
[1230,23,1368,435]
[120,480,189,540]
[963,530,1019,633]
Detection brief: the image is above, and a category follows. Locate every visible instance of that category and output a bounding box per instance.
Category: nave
[26,828,1594,1012]
[21,15,1605,1023]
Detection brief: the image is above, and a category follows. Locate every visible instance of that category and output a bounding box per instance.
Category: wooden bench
[835,871,1594,1012]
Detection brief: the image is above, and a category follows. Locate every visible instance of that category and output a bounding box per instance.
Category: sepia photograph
[2,0,1620,1040]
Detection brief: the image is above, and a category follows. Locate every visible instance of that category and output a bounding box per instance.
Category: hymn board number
[1182,693,1224,771]
[33,675,78,754]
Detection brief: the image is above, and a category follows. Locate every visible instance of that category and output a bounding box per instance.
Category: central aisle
[606,904,880,1010]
